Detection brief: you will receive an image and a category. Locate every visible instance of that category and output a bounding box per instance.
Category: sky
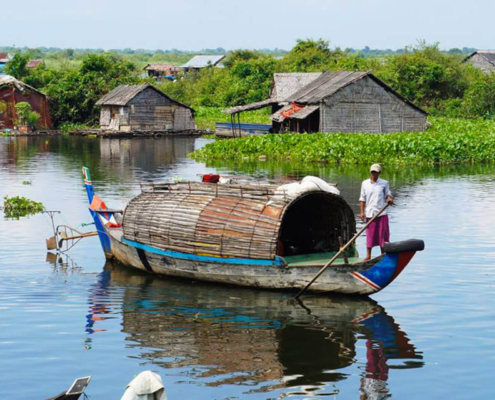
[0,0,492,51]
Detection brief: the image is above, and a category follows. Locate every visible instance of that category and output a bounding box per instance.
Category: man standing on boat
[360,164,394,261]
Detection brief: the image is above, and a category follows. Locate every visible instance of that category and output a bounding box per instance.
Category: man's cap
[370,164,381,173]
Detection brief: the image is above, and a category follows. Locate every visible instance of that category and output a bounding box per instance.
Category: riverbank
[190,117,495,165]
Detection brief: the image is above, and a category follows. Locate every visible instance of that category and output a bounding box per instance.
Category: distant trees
[7,40,495,126]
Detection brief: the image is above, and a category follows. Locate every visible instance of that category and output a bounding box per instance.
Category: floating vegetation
[190,117,495,165]
[22,180,32,185]
[3,196,45,218]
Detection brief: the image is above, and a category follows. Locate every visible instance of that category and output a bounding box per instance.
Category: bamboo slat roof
[123,181,353,260]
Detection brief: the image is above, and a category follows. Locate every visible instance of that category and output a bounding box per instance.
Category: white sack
[275,176,340,197]
[121,371,167,400]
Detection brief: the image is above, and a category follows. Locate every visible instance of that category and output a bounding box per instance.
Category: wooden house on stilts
[224,72,427,134]
[96,84,196,133]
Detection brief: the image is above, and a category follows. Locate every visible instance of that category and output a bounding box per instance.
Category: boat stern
[352,239,425,294]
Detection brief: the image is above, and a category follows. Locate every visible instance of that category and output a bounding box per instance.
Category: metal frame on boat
[82,167,424,295]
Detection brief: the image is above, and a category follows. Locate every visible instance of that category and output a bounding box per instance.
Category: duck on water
[82,167,424,295]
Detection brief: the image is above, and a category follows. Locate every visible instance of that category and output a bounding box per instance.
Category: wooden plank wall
[321,76,426,133]
[128,88,172,130]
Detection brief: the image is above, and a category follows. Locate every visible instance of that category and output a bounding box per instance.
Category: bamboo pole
[294,202,390,299]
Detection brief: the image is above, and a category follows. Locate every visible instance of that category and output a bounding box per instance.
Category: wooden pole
[338,236,349,264]
[294,202,390,299]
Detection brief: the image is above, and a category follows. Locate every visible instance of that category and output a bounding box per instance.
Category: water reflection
[86,262,423,398]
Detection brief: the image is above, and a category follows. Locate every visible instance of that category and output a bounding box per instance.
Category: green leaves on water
[3,196,45,219]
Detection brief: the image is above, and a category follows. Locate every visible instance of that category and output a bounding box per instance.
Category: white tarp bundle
[275,176,340,198]
[121,371,167,400]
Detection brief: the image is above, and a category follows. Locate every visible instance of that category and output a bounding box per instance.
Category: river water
[0,136,494,399]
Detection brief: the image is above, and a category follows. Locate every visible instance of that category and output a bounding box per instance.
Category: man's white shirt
[359,178,392,218]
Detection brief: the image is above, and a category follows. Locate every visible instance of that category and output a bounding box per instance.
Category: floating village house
[26,60,45,69]
[225,71,427,134]
[0,75,52,130]
[182,55,225,72]
[143,63,182,79]
[464,51,495,73]
[96,83,196,132]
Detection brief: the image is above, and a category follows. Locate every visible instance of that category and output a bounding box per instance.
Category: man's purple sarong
[366,214,390,248]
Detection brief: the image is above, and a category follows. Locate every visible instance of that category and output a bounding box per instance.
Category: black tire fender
[383,239,425,253]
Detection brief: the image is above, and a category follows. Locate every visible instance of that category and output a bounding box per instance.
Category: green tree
[5,53,30,79]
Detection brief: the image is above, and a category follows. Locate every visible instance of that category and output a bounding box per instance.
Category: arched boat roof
[122,181,356,260]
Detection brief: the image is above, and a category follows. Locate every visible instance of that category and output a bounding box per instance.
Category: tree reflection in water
[84,261,423,398]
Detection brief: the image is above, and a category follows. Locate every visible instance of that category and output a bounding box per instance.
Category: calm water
[1,136,495,399]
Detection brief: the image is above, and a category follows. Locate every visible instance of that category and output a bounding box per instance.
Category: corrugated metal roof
[95,83,194,111]
[182,55,225,68]
[0,74,45,96]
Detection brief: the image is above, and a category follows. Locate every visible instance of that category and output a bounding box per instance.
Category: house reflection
[85,262,423,397]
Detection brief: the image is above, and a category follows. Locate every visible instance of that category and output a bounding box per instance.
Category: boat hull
[107,228,420,295]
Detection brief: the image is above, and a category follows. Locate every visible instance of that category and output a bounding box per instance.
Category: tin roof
[182,55,225,69]
[0,74,46,96]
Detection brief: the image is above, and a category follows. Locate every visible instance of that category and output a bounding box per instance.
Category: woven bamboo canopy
[122,181,356,260]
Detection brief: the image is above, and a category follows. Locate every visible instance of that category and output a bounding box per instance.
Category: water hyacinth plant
[190,117,495,165]
[3,195,45,218]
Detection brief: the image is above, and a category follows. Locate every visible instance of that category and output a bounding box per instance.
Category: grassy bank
[190,117,495,165]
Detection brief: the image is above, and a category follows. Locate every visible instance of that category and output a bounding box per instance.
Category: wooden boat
[82,167,424,295]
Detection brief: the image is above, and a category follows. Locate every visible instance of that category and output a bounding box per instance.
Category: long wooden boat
[82,167,424,295]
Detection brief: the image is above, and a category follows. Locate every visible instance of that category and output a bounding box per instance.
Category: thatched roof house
[143,63,181,79]
[225,71,427,133]
[0,75,52,129]
[464,51,495,73]
[96,83,195,132]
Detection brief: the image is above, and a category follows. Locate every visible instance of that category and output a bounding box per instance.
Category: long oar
[294,202,390,299]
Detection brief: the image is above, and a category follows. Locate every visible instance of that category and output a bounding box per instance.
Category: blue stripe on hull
[122,238,286,267]
[359,253,399,289]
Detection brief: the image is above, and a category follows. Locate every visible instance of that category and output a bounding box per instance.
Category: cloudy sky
[0,0,491,50]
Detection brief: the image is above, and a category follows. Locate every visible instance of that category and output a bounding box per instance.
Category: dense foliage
[5,40,495,127]
[190,118,495,165]
[20,54,141,126]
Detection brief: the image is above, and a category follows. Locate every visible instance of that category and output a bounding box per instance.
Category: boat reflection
[86,261,423,398]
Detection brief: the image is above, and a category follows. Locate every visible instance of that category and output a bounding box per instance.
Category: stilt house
[225,72,427,133]
[464,51,495,73]
[96,84,196,132]
[0,75,52,130]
